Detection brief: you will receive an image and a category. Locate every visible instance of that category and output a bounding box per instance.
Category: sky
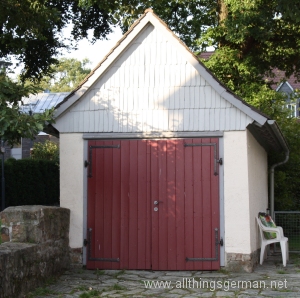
[60,26,123,69]
[9,26,123,78]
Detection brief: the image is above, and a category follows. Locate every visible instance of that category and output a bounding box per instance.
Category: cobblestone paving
[26,254,300,298]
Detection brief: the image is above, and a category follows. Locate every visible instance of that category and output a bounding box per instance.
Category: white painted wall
[223,130,268,258]
[54,24,254,134]
[247,130,268,252]
[224,131,251,254]
[60,133,84,248]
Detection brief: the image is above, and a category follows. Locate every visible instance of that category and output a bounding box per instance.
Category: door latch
[84,239,88,246]
[217,158,223,165]
[219,238,224,246]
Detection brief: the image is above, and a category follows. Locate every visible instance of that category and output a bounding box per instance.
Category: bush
[0,159,59,207]
[31,140,59,164]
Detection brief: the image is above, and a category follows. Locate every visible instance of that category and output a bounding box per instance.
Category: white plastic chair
[256,216,289,266]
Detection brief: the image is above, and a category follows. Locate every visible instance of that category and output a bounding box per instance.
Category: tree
[0,71,55,146]
[0,0,113,81]
[30,58,91,92]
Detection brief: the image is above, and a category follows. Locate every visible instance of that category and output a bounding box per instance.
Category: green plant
[0,159,59,207]
[110,284,126,291]
[95,269,105,276]
[277,269,287,274]
[79,289,101,298]
[27,287,57,297]
[31,140,59,164]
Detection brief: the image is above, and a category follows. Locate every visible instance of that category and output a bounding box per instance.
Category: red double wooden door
[87,138,220,270]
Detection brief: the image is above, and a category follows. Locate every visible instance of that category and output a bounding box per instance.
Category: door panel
[87,138,220,270]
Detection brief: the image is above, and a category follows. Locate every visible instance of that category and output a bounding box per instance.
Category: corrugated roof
[20,92,70,114]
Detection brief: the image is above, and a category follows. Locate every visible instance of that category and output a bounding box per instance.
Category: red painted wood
[87,140,96,269]
[111,140,121,269]
[175,140,185,269]
[156,141,167,270]
[120,141,130,269]
[193,139,204,269]
[150,141,159,270]
[145,141,152,268]
[87,138,220,270]
[128,141,138,268]
[184,139,195,270]
[167,141,176,270]
[137,140,149,269]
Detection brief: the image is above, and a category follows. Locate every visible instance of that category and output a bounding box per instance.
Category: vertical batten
[57,25,255,133]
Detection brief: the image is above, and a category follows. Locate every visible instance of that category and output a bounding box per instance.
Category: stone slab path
[25,254,300,298]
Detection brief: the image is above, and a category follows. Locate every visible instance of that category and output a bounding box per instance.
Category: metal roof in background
[20,92,70,114]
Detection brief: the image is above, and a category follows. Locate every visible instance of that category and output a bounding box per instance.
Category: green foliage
[0,159,59,207]
[0,0,112,81]
[29,58,91,92]
[31,141,59,164]
[0,72,55,146]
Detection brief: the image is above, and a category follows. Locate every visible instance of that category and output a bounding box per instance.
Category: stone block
[0,205,71,298]
[0,205,70,243]
[225,249,259,273]
[1,227,9,243]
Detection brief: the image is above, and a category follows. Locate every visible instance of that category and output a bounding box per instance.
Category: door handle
[154,201,163,205]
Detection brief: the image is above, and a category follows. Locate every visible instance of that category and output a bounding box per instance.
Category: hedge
[0,159,59,207]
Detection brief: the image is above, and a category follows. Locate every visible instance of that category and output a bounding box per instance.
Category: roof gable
[55,9,267,126]
[52,9,288,152]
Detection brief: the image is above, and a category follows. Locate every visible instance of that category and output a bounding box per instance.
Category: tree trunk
[217,0,228,23]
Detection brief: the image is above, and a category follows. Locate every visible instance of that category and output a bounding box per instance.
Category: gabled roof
[54,9,288,153]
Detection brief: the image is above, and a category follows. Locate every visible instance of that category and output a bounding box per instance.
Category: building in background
[4,92,69,160]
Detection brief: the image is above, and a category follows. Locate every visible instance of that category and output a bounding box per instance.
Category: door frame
[82,131,225,267]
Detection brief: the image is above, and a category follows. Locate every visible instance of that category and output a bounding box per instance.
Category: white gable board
[54,14,260,134]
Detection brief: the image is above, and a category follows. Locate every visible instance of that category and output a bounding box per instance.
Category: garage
[53,9,288,271]
[86,138,220,270]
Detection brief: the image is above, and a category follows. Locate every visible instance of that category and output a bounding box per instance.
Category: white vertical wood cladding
[57,24,254,133]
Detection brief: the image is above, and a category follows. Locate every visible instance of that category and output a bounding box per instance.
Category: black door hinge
[217,158,223,165]
[219,238,224,246]
[84,239,88,246]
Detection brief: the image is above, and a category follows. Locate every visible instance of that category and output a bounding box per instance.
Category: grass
[217,268,229,274]
[79,289,102,298]
[70,285,90,293]
[277,269,287,274]
[94,269,105,276]
[27,287,58,297]
[113,269,126,278]
[110,283,126,291]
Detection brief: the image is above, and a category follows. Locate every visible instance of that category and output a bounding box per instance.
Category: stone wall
[225,249,259,272]
[0,206,70,298]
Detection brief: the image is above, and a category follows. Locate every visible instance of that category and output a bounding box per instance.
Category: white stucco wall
[246,130,268,252]
[224,131,251,254]
[60,133,84,248]
[224,130,268,258]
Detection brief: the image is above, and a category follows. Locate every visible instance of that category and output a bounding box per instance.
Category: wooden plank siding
[56,24,254,133]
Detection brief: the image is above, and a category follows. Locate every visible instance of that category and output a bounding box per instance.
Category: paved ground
[26,253,300,298]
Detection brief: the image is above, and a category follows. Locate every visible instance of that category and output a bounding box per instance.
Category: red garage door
[86,138,221,270]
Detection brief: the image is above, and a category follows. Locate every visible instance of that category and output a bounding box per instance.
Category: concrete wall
[246,130,268,252]
[223,130,268,271]
[60,133,85,249]
[224,131,251,254]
